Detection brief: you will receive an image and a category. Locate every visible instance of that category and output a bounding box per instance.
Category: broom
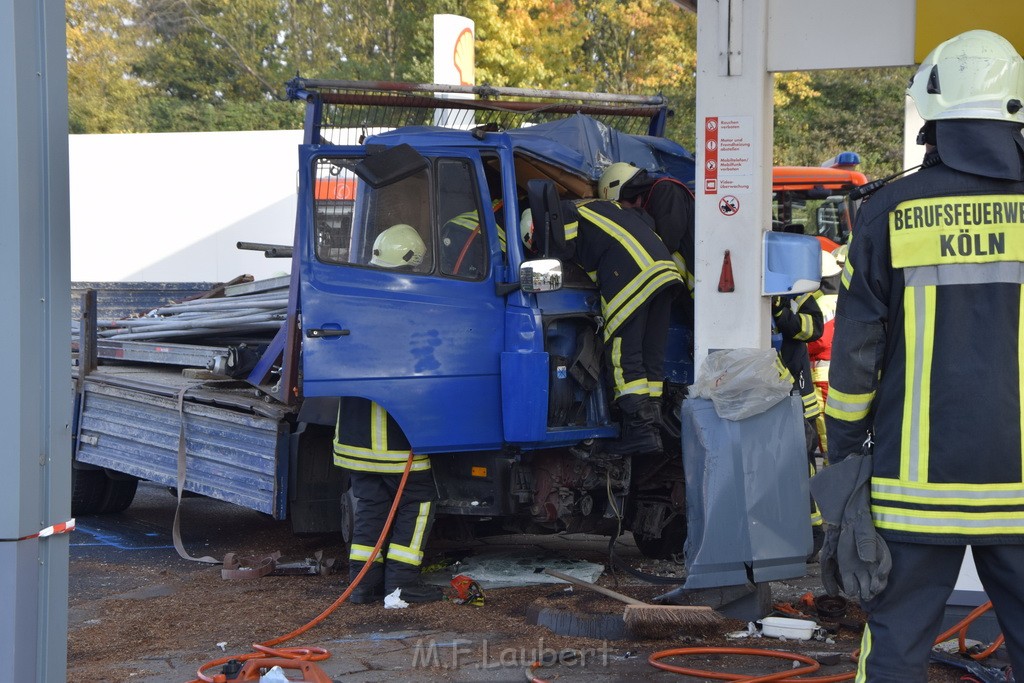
[542,568,723,634]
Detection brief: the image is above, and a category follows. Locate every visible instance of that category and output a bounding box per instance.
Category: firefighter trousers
[608,287,673,402]
[347,469,437,590]
[856,540,1024,682]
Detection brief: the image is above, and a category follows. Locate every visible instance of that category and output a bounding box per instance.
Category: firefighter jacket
[440,199,505,277]
[640,177,697,298]
[562,199,682,341]
[333,398,431,474]
[825,151,1024,544]
[773,292,824,418]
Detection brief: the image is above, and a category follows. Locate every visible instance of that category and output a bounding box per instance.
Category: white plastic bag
[259,666,290,683]
[691,348,792,420]
[383,587,409,609]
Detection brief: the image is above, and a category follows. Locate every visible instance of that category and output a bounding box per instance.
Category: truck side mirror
[519,258,563,293]
[763,231,821,295]
[526,179,568,259]
[353,143,429,189]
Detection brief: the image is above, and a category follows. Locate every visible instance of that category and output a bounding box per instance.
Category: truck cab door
[298,146,506,453]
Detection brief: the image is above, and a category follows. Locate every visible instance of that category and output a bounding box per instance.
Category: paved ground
[67,483,976,683]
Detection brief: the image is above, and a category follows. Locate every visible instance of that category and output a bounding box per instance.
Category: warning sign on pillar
[703,115,753,196]
[703,117,719,194]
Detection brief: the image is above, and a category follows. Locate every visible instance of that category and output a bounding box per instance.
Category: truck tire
[289,425,349,535]
[98,475,139,514]
[632,516,687,560]
[71,467,107,516]
[340,483,355,545]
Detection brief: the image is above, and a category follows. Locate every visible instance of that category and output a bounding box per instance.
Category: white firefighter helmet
[520,208,535,249]
[821,250,842,279]
[907,30,1024,123]
[598,162,642,201]
[370,224,426,268]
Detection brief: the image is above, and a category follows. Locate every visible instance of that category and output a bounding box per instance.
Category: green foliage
[774,67,916,178]
[67,0,149,133]
[66,0,914,177]
[145,98,303,132]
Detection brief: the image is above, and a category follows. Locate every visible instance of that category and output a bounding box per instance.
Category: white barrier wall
[69,129,303,282]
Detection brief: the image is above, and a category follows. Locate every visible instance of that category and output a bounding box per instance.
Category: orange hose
[644,599,1002,682]
[452,227,481,275]
[648,647,826,682]
[934,600,1004,660]
[188,452,417,683]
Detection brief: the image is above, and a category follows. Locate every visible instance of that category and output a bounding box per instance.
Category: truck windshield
[312,155,491,280]
[773,192,857,246]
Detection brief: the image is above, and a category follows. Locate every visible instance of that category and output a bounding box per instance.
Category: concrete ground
[67,483,973,683]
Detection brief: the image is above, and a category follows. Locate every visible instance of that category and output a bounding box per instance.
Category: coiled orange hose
[188,452,417,683]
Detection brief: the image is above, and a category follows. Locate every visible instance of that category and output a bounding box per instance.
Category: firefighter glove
[809,453,892,603]
[836,475,892,603]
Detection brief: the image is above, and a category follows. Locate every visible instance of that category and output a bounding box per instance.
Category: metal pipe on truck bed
[152,299,288,315]
[99,312,286,337]
[101,321,284,341]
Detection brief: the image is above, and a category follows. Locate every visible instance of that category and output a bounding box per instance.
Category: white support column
[0,2,72,681]
[693,0,774,367]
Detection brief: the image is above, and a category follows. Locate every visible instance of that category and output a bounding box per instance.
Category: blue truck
[71,80,720,559]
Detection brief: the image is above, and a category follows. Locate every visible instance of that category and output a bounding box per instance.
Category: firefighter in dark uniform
[824,30,1024,681]
[600,164,696,438]
[599,163,696,306]
[773,289,826,554]
[336,224,442,604]
[440,199,505,278]
[773,291,825,445]
[522,200,682,454]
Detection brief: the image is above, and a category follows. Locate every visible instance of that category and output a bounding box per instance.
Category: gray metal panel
[0,541,39,683]
[681,396,810,590]
[0,1,72,681]
[76,378,291,517]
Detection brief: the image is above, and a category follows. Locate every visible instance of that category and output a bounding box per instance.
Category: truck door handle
[306,328,351,338]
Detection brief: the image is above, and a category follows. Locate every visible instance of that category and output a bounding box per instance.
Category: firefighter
[772,290,825,448]
[440,199,505,277]
[599,163,696,318]
[824,30,1024,681]
[521,200,682,454]
[807,250,843,460]
[772,286,825,555]
[336,224,442,604]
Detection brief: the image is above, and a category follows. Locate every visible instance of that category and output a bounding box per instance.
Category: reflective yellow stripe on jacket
[334,401,431,474]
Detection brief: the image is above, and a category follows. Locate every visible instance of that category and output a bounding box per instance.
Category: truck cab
[292,80,696,555]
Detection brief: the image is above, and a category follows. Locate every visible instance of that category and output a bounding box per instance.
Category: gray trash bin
[681,395,812,590]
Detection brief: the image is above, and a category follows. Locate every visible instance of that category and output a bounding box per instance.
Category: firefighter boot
[386,564,443,604]
[613,397,663,455]
[348,561,385,604]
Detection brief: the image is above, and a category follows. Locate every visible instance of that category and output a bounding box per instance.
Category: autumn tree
[67,0,149,133]
[774,66,914,177]
[65,0,908,175]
